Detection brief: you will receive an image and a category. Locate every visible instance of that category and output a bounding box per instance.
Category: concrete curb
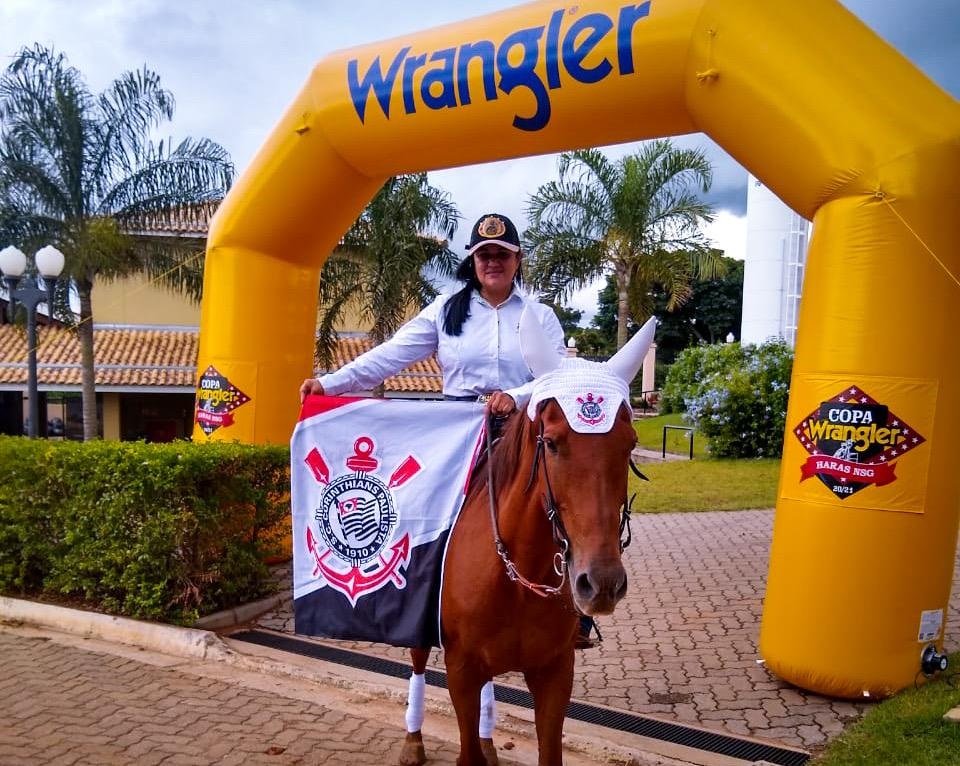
[631,447,687,463]
[193,593,284,631]
[0,596,232,661]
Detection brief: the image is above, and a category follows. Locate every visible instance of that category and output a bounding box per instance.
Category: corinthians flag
[292,396,486,647]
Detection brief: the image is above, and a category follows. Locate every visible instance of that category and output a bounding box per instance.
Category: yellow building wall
[91,272,379,333]
[325,302,365,334]
[92,275,201,326]
[311,248,424,333]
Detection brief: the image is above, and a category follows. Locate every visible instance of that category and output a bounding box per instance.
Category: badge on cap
[478,215,507,239]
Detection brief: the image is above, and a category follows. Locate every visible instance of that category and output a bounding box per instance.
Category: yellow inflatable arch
[193,0,960,698]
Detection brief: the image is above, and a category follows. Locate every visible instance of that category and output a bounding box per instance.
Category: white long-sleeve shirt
[318,287,566,407]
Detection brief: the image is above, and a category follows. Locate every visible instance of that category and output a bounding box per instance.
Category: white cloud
[705,211,748,262]
[567,279,606,328]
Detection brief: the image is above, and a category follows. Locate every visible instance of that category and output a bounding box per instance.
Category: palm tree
[0,45,233,439]
[315,173,460,394]
[524,140,723,349]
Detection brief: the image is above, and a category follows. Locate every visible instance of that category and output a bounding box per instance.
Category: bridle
[486,406,647,599]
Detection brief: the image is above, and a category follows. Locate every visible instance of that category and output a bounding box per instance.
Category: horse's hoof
[398,731,426,766]
[480,737,499,766]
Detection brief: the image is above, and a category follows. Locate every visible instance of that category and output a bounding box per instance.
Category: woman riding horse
[440,312,656,765]
[300,213,582,762]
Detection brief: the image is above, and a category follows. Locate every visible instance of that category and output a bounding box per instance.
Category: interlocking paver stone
[0,632,468,766]
[255,508,960,751]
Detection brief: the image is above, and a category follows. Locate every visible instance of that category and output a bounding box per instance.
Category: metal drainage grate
[230,630,809,766]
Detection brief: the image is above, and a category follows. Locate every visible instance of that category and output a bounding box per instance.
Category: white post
[640,342,656,397]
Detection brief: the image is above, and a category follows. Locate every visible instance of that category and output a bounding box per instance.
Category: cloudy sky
[1,0,956,316]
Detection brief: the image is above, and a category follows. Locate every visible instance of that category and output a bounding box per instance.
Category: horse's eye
[543,437,558,454]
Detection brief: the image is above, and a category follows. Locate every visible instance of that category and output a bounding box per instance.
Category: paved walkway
[253,509,960,753]
[0,627,473,766]
[0,620,671,766]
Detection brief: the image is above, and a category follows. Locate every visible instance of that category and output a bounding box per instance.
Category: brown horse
[440,391,637,765]
[402,313,656,766]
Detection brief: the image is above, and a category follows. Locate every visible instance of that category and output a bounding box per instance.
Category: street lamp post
[0,245,66,438]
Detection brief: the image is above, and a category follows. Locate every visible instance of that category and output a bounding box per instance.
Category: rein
[487,413,567,598]
[486,409,647,599]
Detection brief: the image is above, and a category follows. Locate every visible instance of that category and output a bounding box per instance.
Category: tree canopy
[654,255,744,364]
[315,173,460,385]
[524,140,723,349]
[0,44,233,438]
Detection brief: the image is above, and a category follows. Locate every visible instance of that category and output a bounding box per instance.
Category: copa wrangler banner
[193,0,960,698]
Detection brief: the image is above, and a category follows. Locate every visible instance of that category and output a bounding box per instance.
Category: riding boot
[575,616,598,650]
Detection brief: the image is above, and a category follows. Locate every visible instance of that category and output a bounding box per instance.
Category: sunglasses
[474,250,517,263]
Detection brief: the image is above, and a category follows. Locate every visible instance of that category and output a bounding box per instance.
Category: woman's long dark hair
[441,255,523,336]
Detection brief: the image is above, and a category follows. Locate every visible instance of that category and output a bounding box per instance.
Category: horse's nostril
[574,571,595,601]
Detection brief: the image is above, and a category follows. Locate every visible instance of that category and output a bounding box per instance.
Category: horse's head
[521,310,657,617]
[530,397,635,614]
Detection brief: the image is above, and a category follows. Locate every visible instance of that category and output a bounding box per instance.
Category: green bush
[680,341,794,458]
[0,437,289,624]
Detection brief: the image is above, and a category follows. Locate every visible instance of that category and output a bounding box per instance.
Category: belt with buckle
[444,393,492,404]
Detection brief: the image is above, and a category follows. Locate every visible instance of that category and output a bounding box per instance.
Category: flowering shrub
[660,342,747,414]
[666,341,793,458]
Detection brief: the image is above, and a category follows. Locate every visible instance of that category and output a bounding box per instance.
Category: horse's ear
[519,305,564,377]
[606,316,658,383]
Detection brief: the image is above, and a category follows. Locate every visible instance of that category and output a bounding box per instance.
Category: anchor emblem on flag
[304,436,422,605]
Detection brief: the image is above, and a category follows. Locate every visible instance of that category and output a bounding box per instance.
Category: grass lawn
[629,415,779,512]
[628,456,781,512]
[634,412,710,459]
[811,654,960,765]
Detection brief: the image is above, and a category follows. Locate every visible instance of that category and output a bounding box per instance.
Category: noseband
[485,408,647,599]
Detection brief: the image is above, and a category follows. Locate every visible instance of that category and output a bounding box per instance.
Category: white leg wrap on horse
[405,672,426,733]
[479,680,496,738]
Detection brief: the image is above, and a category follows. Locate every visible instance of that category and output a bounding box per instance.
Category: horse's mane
[465,409,532,502]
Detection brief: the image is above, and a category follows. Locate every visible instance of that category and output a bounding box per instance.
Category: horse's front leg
[447,657,488,766]
[398,648,431,766]
[479,680,499,766]
[523,650,575,766]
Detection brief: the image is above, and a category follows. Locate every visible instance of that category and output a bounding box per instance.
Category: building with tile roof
[0,322,443,440]
[0,203,443,440]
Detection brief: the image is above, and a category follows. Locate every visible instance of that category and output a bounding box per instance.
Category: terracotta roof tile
[0,325,198,387]
[124,201,218,237]
[329,336,442,393]
[0,326,442,394]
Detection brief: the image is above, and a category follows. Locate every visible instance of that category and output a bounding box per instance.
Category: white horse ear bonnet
[519,310,657,434]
